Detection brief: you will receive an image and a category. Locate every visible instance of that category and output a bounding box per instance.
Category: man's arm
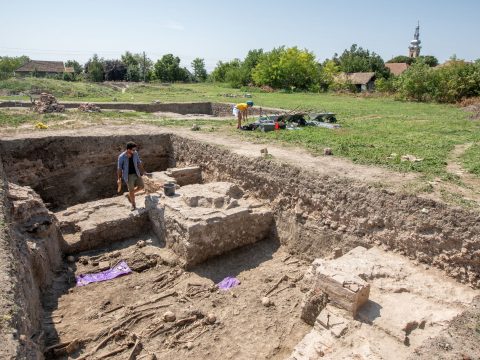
[117,155,123,183]
[139,162,146,176]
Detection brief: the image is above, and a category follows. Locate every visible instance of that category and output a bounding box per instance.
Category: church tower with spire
[408,22,421,58]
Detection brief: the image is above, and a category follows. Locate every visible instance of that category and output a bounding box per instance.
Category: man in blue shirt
[117,141,146,210]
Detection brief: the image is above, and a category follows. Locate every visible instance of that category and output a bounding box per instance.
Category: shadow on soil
[357,300,383,324]
[190,236,281,284]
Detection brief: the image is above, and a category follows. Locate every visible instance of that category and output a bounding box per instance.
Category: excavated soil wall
[170,135,480,289]
[0,101,214,114]
[0,134,172,210]
[0,159,54,359]
[1,133,480,288]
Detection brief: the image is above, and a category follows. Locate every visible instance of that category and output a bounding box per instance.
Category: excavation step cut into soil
[0,131,479,360]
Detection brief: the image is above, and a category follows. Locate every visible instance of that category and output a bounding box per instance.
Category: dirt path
[446,143,480,187]
[440,143,480,205]
[169,127,420,188]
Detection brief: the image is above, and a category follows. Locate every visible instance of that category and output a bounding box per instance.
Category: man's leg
[131,175,145,209]
[127,174,137,209]
[237,112,242,129]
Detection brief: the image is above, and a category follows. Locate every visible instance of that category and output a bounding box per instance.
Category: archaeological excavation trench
[0,131,479,359]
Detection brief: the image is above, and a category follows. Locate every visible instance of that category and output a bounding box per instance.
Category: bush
[394,59,480,103]
[375,77,396,94]
[433,60,480,103]
[394,60,436,101]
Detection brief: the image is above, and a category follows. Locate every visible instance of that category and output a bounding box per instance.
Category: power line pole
[143,51,146,82]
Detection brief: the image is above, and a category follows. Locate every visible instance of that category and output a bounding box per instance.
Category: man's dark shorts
[127,174,144,191]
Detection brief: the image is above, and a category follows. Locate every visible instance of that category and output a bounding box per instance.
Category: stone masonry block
[315,266,370,317]
[166,166,202,186]
[148,182,273,267]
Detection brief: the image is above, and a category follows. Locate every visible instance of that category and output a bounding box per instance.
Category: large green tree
[0,55,29,79]
[121,51,153,81]
[210,59,241,82]
[154,54,189,82]
[252,46,319,90]
[191,58,207,82]
[337,44,389,78]
[84,54,105,82]
[240,49,264,85]
[104,59,127,81]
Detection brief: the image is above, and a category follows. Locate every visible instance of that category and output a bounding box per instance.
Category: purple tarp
[76,261,132,287]
[217,276,240,290]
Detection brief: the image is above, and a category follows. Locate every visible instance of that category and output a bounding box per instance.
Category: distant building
[408,23,421,58]
[14,60,74,77]
[336,72,376,92]
[385,63,409,76]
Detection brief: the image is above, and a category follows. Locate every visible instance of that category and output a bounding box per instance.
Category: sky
[1,0,479,71]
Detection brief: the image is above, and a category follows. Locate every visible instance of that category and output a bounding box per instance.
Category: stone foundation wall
[170,135,480,289]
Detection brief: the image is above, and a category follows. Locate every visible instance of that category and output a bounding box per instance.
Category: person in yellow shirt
[233,100,254,129]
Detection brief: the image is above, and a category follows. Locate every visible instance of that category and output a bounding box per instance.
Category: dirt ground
[411,295,480,359]
[43,233,310,360]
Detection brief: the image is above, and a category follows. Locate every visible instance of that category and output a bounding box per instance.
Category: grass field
[1,78,479,179]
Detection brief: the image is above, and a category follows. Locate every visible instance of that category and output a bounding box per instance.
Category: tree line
[1,44,480,103]
[0,52,208,83]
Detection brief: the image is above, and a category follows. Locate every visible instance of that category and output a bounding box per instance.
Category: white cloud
[162,21,185,31]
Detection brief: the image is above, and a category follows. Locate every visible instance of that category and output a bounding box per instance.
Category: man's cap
[246,101,254,106]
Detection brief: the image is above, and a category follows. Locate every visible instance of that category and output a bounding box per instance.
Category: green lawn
[1,78,479,179]
[240,95,480,177]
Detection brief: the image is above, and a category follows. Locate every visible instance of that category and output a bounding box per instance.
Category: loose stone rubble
[32,93,65,113]
[77,103,101,112]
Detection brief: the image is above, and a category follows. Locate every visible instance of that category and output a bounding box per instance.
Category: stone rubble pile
[78,103,101,112]
[32,93,65,113]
